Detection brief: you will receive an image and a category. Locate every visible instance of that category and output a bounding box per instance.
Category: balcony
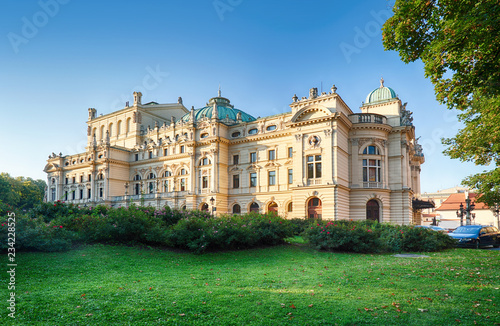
[307,179,322,186]
[349,113,386,125]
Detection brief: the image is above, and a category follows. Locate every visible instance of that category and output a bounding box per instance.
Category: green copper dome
[365,78,397,104]
[181,91,256,125]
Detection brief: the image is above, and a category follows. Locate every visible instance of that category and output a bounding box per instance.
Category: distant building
[44,79,426,224]
[434,192,498,229]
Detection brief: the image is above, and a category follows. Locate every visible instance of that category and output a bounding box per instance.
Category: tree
[382,0,500,206]
[0,173,46,210]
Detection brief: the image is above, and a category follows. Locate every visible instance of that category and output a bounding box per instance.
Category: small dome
[181,92,256,124]
[365,78,397,104]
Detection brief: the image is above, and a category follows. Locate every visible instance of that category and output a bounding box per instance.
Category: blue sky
[0,0,488,193]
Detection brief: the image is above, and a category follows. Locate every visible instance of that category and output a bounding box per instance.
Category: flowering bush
[167,212,293,254]
[303,220,455,253]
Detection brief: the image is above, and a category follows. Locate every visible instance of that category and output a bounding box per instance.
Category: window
[287,202,293,212]
[268,149,276,160]
[148,182,154,194]
[250,202,259,213]
[97,173,104,180]
[200,133,209,139]
[79,189,83,199]
[248,128,258,135]
[163,171,171,177]
[134,174,142,181]
[80,175,83,183]
[268,171,276,185]
[164,148,168,156]
[288,169,293,184]
[250,152,257,163]
[233,175,239,188]
[200,158,210,166]
[363,145,380,155]
[288,147,293,158]
[307,155,322,179]
[233,155,239,165]
[180,146,185,153]
[181,169,187,175]
[233,204,241,214]
[231,131,241,138]
[72,177,76,184]
[202,176,208,189]
[164,180,169,192]
[64,191,68,201]
[149,151,153,159]
[88,189,91,199]
[250,173,257,187]
[134,183,140,195]
[51,188,56,201]
[148,173,155,179]
[363,159,381,183]
[72,191,75,200]
[266,125,276,131]
[180,178,186,191]
[99,187,103,198]
[65,178,68,185]
[135,153,139,161]
[88,174,91,182]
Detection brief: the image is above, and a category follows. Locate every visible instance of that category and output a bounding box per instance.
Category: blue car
[449,225,500,248]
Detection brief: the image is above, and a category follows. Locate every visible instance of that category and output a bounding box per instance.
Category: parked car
[414,225,448,233]
[448,225,500,248]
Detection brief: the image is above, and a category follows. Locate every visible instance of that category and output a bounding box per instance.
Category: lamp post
[210,197,215,216]
[456,203,465,226]
[494,203,500,228]
[465,196,475,226]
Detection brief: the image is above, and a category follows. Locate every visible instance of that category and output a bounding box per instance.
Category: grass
[3,244,500,325]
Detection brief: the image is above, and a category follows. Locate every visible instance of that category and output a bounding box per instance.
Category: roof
[365,78,397,104]
[180,92,256,125]
[435,193,489,211]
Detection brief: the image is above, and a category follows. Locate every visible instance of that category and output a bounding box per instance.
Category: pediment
[291,105,333,123]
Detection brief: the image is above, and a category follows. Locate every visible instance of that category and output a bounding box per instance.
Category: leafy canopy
[382,0,500,205]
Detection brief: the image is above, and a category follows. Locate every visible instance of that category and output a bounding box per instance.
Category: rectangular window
[72,177,76,184]
[288,147,293,158]
[88,174,91,182]
[65,178,68,185]
[164,180,169,192]
[135,153,139,161]
[51,188,56,201]
[80,175,83,183]
[99,187,103,198]
[307,155,322,179]
[268,149,276,160]
[288,169,293,184]
[180,146,185,153]
[233,155,239,165]
[164,148,168,156]
[363,159,381,183]
[88,189,91,199]
[79,189,83,199]
[180,178,185,191]
[250,152,257,163]
[64,191,68,201]
[72,191,75,200]
[149,151,153,159]
[250,172,257,187]
[233,174,239,188]
[202,176,208,189]
[268,171,276,185]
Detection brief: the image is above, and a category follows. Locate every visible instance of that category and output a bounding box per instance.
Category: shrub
[303,220,456,253]
[288,218,314,236]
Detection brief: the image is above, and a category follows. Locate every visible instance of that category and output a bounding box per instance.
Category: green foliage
[0,214,76,252]
[168,212,293,254]
[288,218,315,236]
[304,220,456,253]
[0,172,46,210]
[382,1,500,204]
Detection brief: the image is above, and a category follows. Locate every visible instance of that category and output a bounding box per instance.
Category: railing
[349,114,386,125]
[307,179,322,186]
[363,182,383,188]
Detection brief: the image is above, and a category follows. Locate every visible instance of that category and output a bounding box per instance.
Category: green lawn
[3,244,500,325]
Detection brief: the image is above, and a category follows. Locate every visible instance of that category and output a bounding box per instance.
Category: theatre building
[44,79,425,224]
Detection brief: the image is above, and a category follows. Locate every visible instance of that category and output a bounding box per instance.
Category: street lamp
[456,203,465,226]
[494,203,500,228]
[210,197,215,216]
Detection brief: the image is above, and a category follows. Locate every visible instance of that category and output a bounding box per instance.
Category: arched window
[97,173,104,180]
[200,158,210,166]
[133,174,142,181]
[201,203,209,212]
[163,171,171,177]
[180,168,187,175]
[233,204,241,214]
[117,120,122,135]
[268,202,278,214]
[248,128,258,135]
[266,125,277,131]
[287,202,293,212]
[250,202,259,213]
[100,125,105,139]
[307,197,322,219]
[366,200,380,222]
[148,173,156,179]
[126,118,131,134]
[200,133,209,139]
[363,145,380,155]
[109,123,113,137]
